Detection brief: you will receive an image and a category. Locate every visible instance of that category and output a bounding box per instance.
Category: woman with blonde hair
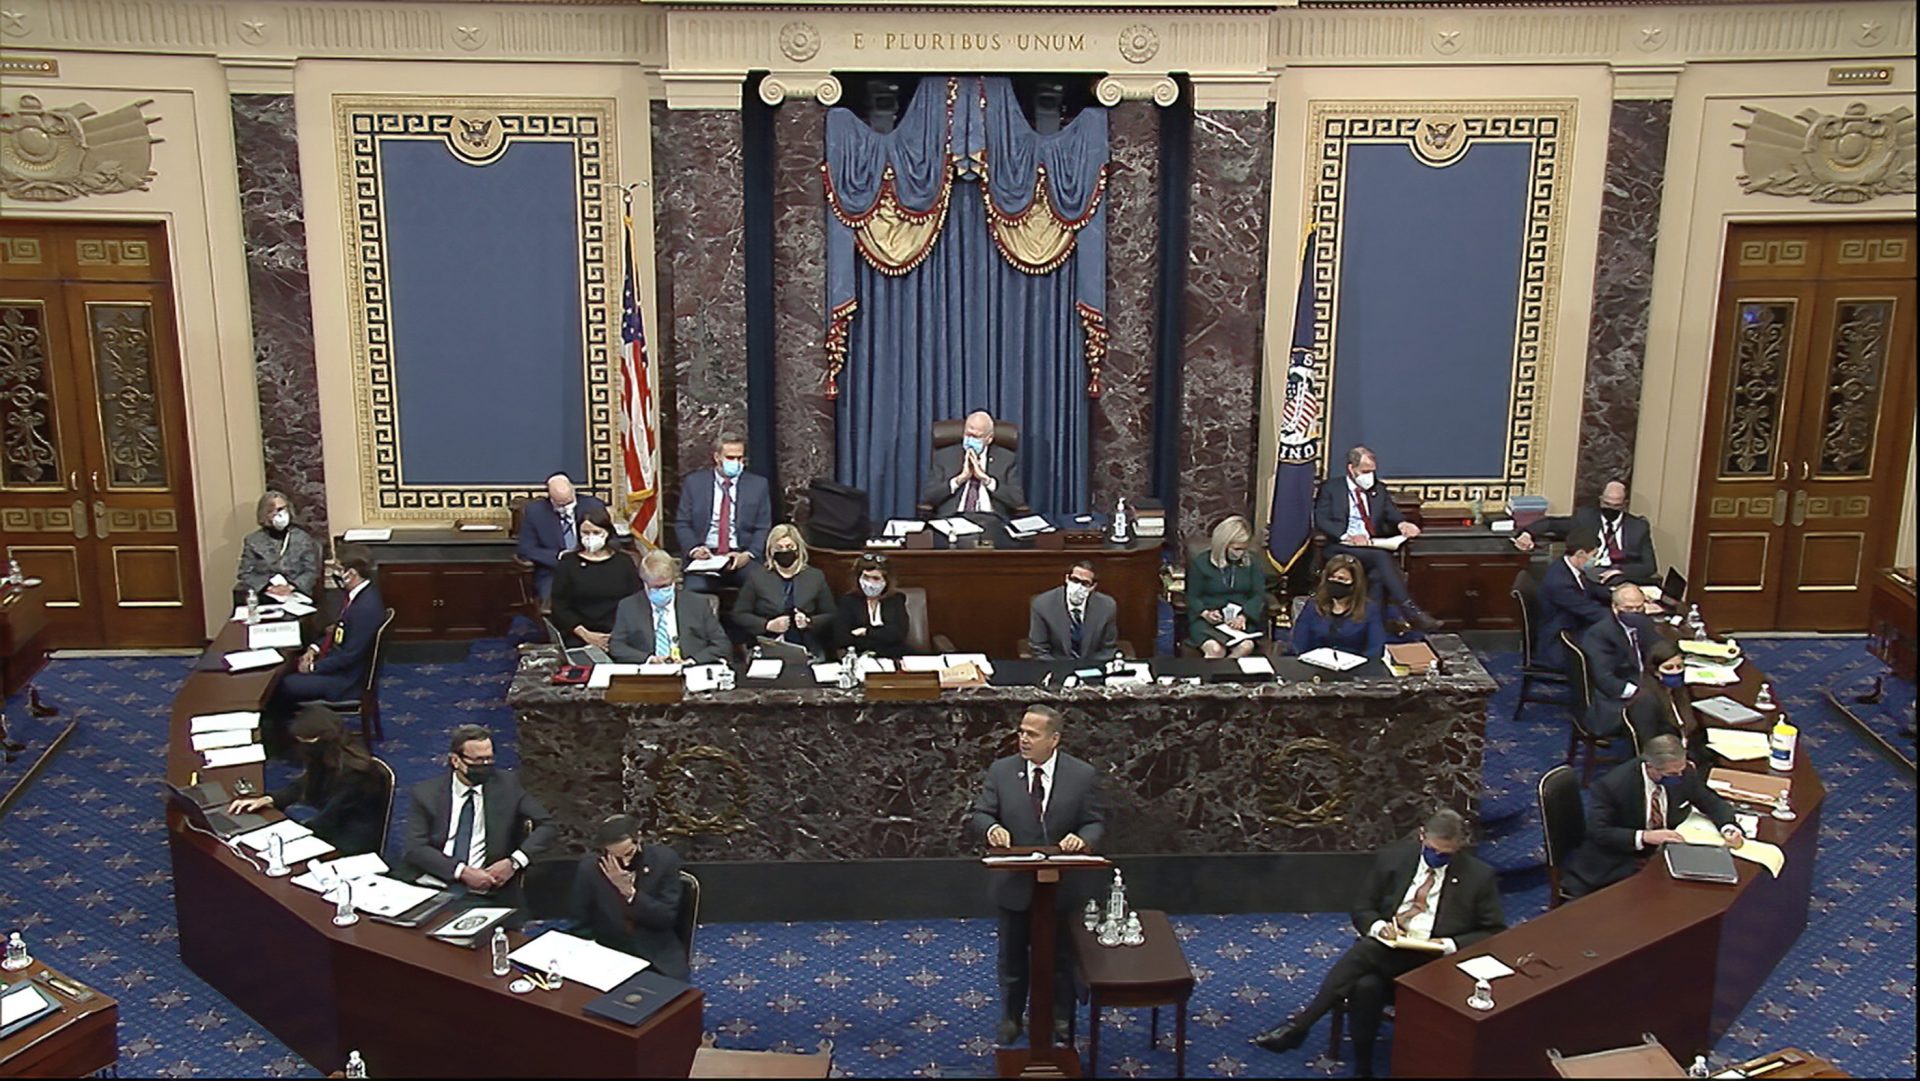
[731,523,836,655]
[1186,515,1267,658]
[236,489,321,600]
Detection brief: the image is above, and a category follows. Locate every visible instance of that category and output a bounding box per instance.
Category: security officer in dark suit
[969,704,1105,1047]
[265,544,384,748]
[1514,480,1659,586]
[1255,809,1506,1077]
[401,724,555,902]
[1313,445,1439,631]
[1561,735,1743,897]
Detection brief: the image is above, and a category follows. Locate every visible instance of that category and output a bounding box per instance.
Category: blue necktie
[559,507,575,550]
[452,789,477,868]
[1069,607,1084,654]
[654,603,675,658]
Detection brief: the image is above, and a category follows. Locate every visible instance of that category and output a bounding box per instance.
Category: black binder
[1663,842,1739,884]
[583,968,692,1027]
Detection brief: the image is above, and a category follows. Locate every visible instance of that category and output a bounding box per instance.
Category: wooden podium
[983,847,1112,1078]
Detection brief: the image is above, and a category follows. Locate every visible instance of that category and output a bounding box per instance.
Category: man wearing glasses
[1028,560,1119,661]
[401,724,555,899]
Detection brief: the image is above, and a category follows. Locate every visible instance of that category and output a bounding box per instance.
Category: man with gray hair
[1561,734,1742,898]
[609,549,731,664]
[922,410,1026,517]
[1512,479,1659,587]
[1578,582,1657,735]
[1255,808,1504,1076]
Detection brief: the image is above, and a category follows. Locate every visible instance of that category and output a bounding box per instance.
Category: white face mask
[581,533,606,553]
[1065,581,1093,606]
[860,579,886,598]
[1353,471,1376,490]
[270,510,291,530]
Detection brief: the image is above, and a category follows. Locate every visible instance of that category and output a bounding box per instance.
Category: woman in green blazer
[1186,515,1267,658]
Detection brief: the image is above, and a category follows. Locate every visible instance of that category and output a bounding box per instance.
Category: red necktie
[1607,522,1625,561]
[1354,488,1374,533]
[716,481,734,555]
[1395,867,1435,924]
[1648,786,1666,830]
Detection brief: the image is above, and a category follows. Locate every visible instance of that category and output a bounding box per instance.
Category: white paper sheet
[930,517,984,538]
[508,930,650,992]
[341,528,392,542]
[883,519,928,536]
[1298,647,1368,671]
[1455,955,1515,981]
[223,649,285,672]
[811,663,844,684]
[1237,656,1276,676]
[312,852,389,882]
[0,984,52,1027]
[1370,534,1408,552]
[587,664,641,690]
[899,655,946,672]
[856,656,896,675]
[1009,514,1052,534]
[458,523,503,532]
[190,711,261,734]
[1216,625,1260,645]
[684,555,728,574]
[941,653,993,674]
[202,743,268,769]
[230,604,288,622]
[745,659,784,679]
[1704,728,1772,761]
[683,664,727,693]
[191,729,255,752]
[236,819,314,850]
[1676,810,1785,876]
[347,875,440,916]
[247,621,303,650]
[278,598,317,617]
[1684,664,1741,686]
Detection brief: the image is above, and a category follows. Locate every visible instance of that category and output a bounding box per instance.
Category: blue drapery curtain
[825,76,1109,520]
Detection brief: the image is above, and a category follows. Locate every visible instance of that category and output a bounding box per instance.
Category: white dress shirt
[1344,479,1372,539]
[443,774,530,876]
[704,472,740,551]
[1369,858,1452,950]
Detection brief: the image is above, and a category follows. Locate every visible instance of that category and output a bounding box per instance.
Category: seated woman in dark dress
[227,704,387,856]
[731,524,836,656]
[1624,638,1714,767]
[549,505,640,650]
[832,554,910,659]
[569,814,690,981]
[1291,554,1385,660]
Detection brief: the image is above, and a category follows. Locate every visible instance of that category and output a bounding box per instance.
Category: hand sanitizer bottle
[2,931,29,971]
[344,1050,368,1079]
[1111,498,1131,543]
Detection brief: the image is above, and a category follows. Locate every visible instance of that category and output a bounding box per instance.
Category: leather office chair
[1557,629,1618,785]
[520,858,578,921]
[675,869,701,962]
[319,607,396,745]
[915,419,1030,519]
[1510,569,1574,723]
[370,755,398,855]
[1538,764,1585,908]
[507,496,549,619]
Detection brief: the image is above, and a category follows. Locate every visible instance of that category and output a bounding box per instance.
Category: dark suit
[609,589,731,664]
[1290,838,1506,1070]
[1579,614,1655,736]
[517,495,611,597]
[272,583,386,710]
[401,770,555,900]
[1523,507,1658,586]
[672,469,773,595]
[1027,586,1119,661]
[921,444,1025,517]
[1536,557,1612,671]
[1625,687,1712,768]
[1313,476,1412,606]
[1562,757,1736,897]
[969,752,1105,1024]
[268,761,387,857]
[569,843,689,981]
[833,591,910,658]
[731,565,836,655]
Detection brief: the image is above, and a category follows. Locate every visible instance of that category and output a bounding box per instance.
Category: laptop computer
[1663,842,1738,884]
[1661,567,1688,607]
[164,783,268,839]
[544,617,611,666]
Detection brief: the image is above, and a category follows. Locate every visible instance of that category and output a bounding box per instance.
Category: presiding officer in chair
[610,549,731,664]
[970,704,1104,1047]
[1314,445,1439,632]
[518,472,609,599]
[674,433,772,595]
[1255,808,1506,1078]
[922,410,1025,518]
[1029,560,1118,661]
[265,544,383,739]
[571,813,690,981]
[402,724,555,901]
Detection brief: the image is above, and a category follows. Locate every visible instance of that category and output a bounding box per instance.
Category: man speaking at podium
[969,704,1104,1046]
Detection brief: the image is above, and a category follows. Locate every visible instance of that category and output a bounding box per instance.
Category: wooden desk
[1727,1047,1850,1079]
[1390,645,1824,1078]
[0,961,117,1078]
[167,623,703,1077]
[1069,909,1195,1077]
[1404,526,1536,632]
[0,582,50,698]
[1866,567,1916,682]
[343,530,529,642]
[812,540,1162,658]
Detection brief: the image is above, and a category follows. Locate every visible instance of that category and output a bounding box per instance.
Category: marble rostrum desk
[508,637,1497,916]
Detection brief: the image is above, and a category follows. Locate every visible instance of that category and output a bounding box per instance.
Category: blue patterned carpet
[0,636,1912,1078]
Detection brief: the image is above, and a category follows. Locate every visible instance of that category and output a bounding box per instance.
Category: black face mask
[302,742,329,762]
[463,764,495,787]
[1327,580,1354,600]
[772,550,799,569]
[1600,507,1623,522]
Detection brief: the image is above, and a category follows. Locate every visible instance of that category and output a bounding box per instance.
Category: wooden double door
[1692,221,1916,632]
[0,220,203,647]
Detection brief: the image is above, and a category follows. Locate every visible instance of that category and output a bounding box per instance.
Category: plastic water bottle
[244,589,260,625]
[1687,604,1706,640]
[344,1050,368,1079]
[2,932,29,971]
[489,926,510,977]
[5,558,21,585]
[265,833,290,877]
[837,649,857,691]
[544,960,564,990]
[1687,1055,1711,1078]
[332,880,359,927]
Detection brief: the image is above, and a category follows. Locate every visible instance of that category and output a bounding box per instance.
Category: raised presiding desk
[1391,639,1824,1077]
[164,623,703,1078]
[508,637,1497,864]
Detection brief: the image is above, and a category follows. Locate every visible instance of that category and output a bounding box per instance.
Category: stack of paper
[929,517,984,539]
[811,662,844,684]
[508,930,650,991]
[941,653,994,675]
[682,664,728,693]
[348,875,442,917]
[586,664,642,689]
[1676,810,1785,877]
[1678,639,1741,660]
[899,656,945,672]
[223,649,285,673]
[191,729,255,752]
[1684,664,1741,686]
[203,743,268,769]
[1237,656,1276,676]
[1298,648,1367,672]
[230,604,289,623]
[1008,514,1054,536]
[278,597,317,617]
[883,519,927,537]
[1704,728,1771,761]
[235,820,334,864]
[190,711,261,734]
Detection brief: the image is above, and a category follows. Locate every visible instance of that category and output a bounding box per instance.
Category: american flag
[620,212,660,544]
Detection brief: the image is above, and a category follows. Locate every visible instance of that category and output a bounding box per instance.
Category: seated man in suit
[672,433,773,596]
[517,472,610,599]
[570,813,690,981]
[609,549,731,664]
[1255,808,1505,1077]
[1028,560,1119,661]
[1313,445,1439,632]
[1535,527,1613,672]
[969,704,1104,1046]
[1561,734,1743,898]
[921,411,1026,518]
[1513,480,1659,587]
[265,544,383,744]
[1578,582,1656,736]
[402,724,555,900]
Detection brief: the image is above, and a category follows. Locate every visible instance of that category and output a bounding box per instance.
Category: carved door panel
[0,221,201,647]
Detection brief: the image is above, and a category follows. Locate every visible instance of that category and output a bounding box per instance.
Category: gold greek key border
[334,94,619,519]
[1306,100,1575,506]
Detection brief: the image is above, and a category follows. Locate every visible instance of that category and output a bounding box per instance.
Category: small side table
[0,960,118,1078]
[1069,909,1195,1077]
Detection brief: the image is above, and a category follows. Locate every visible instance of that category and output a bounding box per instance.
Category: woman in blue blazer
[1291,554,1385,659]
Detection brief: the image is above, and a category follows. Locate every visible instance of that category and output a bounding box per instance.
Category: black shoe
[997,1018,1021,1045]
[1406,605,1442,632]
[1354,1053,1376,1078]
[1253,1022,1309,1053]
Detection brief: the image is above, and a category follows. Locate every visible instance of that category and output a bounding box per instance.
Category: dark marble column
[771,103,832,520]
[230,94,327,537]
[1575,99,1672,502]
[650,103,748,508]
[1090,101,1161,512]
[1177,107,1274,539]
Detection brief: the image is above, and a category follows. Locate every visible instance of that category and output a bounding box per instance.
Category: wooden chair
[675,869,701,961]
[318,607,396,745]
[370,755,398,853]
[1510,569,1575,723]
[1557,629,1618,785]
[914,419,1030,519]
[507,496,548,620]
[1537,764,1585,908]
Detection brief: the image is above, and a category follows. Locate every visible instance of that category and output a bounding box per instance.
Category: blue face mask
[963,436,986,455]
[647,586,674,607]
[1657,772,1687,792]
[1660,670,1685,688]
[1421,845,1452,869]
[719,459,744,479]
